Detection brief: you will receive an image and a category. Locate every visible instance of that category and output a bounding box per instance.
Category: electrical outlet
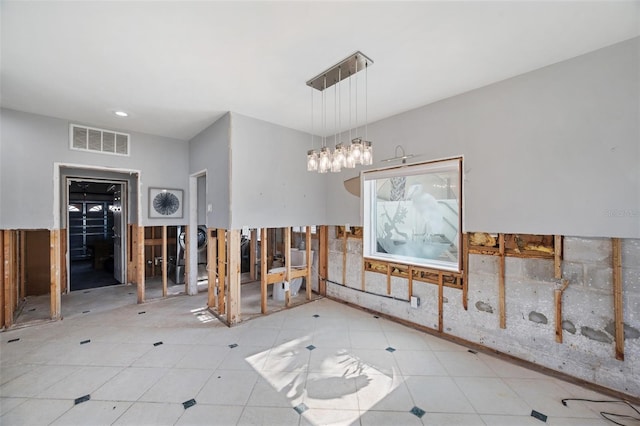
[410,296,420,308]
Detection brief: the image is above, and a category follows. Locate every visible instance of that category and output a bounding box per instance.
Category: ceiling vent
[70,124,130,156]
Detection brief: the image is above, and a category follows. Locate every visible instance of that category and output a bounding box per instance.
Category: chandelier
[306,52,373,173]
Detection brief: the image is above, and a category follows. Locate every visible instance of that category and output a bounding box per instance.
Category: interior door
[112,186,125,283]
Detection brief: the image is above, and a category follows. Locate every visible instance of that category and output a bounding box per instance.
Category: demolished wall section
[326,228,640,397]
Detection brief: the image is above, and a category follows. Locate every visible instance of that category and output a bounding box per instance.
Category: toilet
[269,249,314,301]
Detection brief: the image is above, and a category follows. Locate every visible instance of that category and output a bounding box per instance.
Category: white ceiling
[1,1,638,141]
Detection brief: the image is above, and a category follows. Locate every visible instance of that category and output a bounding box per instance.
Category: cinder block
[523,258,556,282]
[584,266,613,291]
[364,271,387,296]
[561,262,584,285]
[390,276,409,300]
[564,237,611,265]
[469,254,499,275]
[505,257,523,278]
[347,239,363,254]
[622,239,640,267]
[623,268,640,293]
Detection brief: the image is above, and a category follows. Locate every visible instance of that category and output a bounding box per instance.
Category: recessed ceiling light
[114,111,128,117]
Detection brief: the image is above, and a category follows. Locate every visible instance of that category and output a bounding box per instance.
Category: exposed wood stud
[554,235,563,280]
[319,226,328,296]
[250,229,257,281]
[227,229,241,324]
[19,231,26,300]
[498,233,506,329]
[386,262,392,295]
[261,228,268,313]
[208,230,217,309]
[612,238,624,361]
[462,233,469,310]
[0,231,4,328]
[4,230,15,326]
[438,272,444,333]
[306,227,312,300]
[408,266,413,301]
[60,229,67,295]
[555,279,570,343]
[285,227,291,307]
[217,229,226,314]
[184,225,189,294]
[49,229,61,321]
[162,226,168,297]
[342,227,348,285]
[136,225,145,304]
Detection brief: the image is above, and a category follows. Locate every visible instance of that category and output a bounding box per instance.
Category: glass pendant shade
[318,147,331,173]
[307,150,318,171]
[362,140,373,166]
[334,144,346,167]
[330,152,342,173]
[350,138,363,165]
[345,151,356,169]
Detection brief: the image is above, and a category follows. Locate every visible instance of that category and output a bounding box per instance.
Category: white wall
[0,108,189,229]
[189,113,231,229]
[326,37,640,238]
[229,113,326,229]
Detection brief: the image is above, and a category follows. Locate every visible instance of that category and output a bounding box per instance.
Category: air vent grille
[70,124,130,156]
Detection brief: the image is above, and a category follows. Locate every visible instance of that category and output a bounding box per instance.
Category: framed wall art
[362,157,462,272]
[149,188,183,219]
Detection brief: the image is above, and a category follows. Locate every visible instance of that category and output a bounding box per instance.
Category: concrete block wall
[326,227,640,397]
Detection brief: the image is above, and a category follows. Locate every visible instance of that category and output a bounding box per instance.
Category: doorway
[67,179,127,292]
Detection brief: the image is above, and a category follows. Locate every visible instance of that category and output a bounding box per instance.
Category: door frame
[65,177,128,292]
[188,169,207,295]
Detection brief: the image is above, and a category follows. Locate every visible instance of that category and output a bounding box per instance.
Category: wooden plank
[386,261,391,295]
[136,225,145,304]
[555,279,570,343]
[306,226,312,300]
[208,230,217,309]
[19,231,26,300]
[217,229,226,314]
[554,235,562,280]
[183,225,189,294]
[498,233,506,329]
[342,227,348,285]
[266,271,286,284]
[49,229,61,321]
[319,226,327,295]
[60,229,67,294]
[162,226,168,297]
[250,229,257,281]
[261,228,268,313]
[284,227,291,307]
[289,269,308,279]
[612,238,624,361]
[4,230,14,326]
[462,233,469,310]
[0,231,4,328]
[438,272,444,332]
[408,266,413,300]
[227,229,241,324]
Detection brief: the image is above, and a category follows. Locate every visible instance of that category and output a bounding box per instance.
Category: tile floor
[1,290,635,425]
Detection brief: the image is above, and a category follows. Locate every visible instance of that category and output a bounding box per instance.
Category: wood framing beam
[306,227,312,300]
[0,231,4,328]
[227,229,241,324]
[318,226,328,296]
[161,226,168,297]
[19,231,25,300]
[342,227,348,285]
[555,279,570,343]
[498,233,506,329]
[554,235,563,280]
[408,266,413,300]
[612,238,624,361]
[4,230,14,327]
[136,225,145,303]
[462,233,469,310]
[438,272,444,333]
[208,230,217,309]
[49,229,61,321]
[250,229,257,281]
[261,228,268,313]
[386,263,392,295]
[217,229,226,314]
[184,225,189,294]
[284,227,291,307]
[60,229,67,294]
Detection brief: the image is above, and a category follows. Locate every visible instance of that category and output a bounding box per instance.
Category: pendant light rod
[306,51,373,92]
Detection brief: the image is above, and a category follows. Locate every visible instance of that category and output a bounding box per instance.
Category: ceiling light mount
[306,51,373,91]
